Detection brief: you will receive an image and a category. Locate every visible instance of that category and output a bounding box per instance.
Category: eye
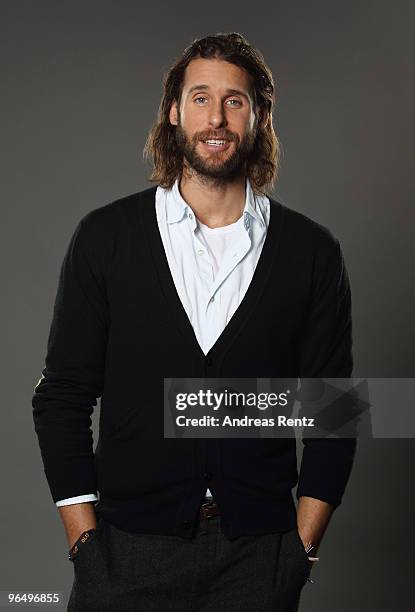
[194,96,207,104]
[227,98,242,106]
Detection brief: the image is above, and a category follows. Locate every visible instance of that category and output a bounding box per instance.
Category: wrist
[297,531,319,559]
[68,528,97,562]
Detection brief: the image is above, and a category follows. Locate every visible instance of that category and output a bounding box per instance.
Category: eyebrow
[187,84,250,99]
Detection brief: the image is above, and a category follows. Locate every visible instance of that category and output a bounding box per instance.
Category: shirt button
[188,213,193,220]
[209,296,215,303]
[197,249,204,255]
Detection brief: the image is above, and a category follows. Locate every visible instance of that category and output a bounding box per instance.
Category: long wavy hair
[143,32,280,196]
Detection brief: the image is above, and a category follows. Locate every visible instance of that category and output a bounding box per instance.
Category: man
[32,32,356,611]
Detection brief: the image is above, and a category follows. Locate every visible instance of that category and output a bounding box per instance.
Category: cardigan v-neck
[142,186,284,365]
[154,178,270,357]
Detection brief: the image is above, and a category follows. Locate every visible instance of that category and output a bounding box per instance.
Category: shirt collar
[166,177,267,228]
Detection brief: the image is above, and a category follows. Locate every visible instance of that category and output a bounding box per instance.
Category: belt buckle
[200,501,218,519]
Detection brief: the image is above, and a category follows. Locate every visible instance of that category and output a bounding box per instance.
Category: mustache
[195,133,237,142]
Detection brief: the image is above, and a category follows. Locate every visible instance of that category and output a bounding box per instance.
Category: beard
[174,119,258,187]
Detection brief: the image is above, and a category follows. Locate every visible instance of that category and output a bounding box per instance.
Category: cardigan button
[206,356,213,366]
[181,520,193,528]
[203,472,213,480]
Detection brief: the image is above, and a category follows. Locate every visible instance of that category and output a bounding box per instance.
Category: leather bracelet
[68,528,97,562]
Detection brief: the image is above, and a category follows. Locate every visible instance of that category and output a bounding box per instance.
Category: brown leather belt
[199,500,220,519]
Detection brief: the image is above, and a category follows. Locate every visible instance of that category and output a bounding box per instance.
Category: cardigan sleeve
[32,211,111,504]
[296,232,357,509]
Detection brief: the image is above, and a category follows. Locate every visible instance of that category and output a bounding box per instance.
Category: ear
[169,100,179,126]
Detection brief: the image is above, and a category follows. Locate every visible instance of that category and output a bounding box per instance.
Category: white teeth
[205,140,226,145]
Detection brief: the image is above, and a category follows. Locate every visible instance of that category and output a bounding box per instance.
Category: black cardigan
[32,185,356,540]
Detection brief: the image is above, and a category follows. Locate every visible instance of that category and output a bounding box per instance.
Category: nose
[208,100,228,129]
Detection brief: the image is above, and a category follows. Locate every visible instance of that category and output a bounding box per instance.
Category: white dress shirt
[56,177,270,507]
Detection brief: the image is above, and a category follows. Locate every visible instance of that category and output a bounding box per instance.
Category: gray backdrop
[1,1,414,610]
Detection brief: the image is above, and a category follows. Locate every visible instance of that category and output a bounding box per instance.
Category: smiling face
[169,57,265,184]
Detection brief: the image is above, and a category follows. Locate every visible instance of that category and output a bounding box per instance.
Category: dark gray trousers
[67,514,311,611]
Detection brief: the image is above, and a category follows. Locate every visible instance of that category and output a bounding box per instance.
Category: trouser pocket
[67,519,110,611]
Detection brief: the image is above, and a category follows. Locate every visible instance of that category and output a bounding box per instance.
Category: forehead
[182,57,253,99]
